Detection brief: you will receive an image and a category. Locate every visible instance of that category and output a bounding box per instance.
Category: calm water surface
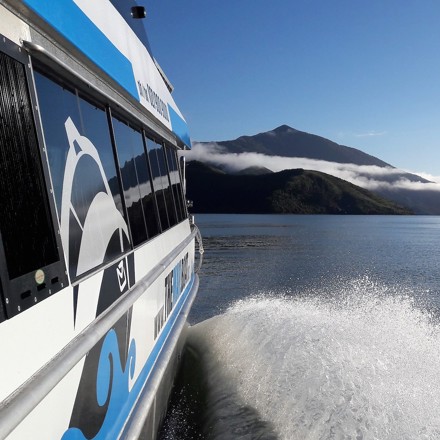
[160,215,440,440]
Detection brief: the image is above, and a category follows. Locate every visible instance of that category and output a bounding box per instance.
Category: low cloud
[184,142,440,192]
[354,131,387,138]
[407,171,440,185]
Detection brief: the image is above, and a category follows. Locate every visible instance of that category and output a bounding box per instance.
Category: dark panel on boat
[0,51,59,279]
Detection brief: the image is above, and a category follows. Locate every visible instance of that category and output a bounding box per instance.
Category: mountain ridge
[186,161,412,215]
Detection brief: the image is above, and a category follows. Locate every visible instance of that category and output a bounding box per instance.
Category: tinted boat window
[158,144,178,226]
[147,139,178,229]
[112,117,160,245]
[33,74,79,215]
[34,72,128,278]
[135,141,161,239]
[78,97,125,218]
[165,146,187,222]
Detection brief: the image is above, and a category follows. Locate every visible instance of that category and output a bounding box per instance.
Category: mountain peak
[210,125,391,168]
[272,124,297,134]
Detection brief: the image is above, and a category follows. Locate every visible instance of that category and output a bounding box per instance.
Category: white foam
[190,277,440,440]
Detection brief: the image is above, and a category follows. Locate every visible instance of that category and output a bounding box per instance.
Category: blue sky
[146,1,440,175]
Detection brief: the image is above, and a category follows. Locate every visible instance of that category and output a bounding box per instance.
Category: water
[160,215,440,440]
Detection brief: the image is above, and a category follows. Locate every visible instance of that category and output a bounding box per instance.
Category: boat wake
[161,277,440,440]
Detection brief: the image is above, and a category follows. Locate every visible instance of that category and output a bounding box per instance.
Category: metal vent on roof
[131,6,146,19]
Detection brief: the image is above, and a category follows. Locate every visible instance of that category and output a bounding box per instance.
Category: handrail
[0,226,201,439]
[121,274,199,439]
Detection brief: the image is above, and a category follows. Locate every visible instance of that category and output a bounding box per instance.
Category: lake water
[160,214,440,440]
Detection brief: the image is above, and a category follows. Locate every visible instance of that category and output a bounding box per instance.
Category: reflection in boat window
[166,147,187,222]
[33,70,187,278]
[147,138,176,231]
[112,117,160,245]
[34,72,128,277]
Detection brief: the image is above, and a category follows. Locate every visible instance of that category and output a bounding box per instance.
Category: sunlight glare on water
[188,277,440,440]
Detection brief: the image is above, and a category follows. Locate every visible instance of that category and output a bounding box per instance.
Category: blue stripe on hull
[168,105,191,148]
[23,0,139,99]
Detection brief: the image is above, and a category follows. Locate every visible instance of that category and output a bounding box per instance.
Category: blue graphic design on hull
[62,330,137,440]
[23,0,138,99]
[172,265,181,303]
[61,274,195,439]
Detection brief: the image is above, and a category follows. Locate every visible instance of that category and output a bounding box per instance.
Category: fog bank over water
[185,142,440,193]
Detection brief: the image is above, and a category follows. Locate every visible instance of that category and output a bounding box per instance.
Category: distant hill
[235,166,273,175]
[186,161,412,215]
[374,187,440,216]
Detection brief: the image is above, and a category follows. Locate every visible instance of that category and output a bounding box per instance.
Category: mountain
[203,124,392,166]
[193,125,440,214]
[198,125,429,183]
[186,161,412,215]
[201,125,391,167]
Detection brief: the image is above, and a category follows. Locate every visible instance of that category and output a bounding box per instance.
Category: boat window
[165,146,187,222]
[112,116,160,246]
[147,139,178,229]
[158,143,178,226]
[34,72,129,279]
[0,43,67,320]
